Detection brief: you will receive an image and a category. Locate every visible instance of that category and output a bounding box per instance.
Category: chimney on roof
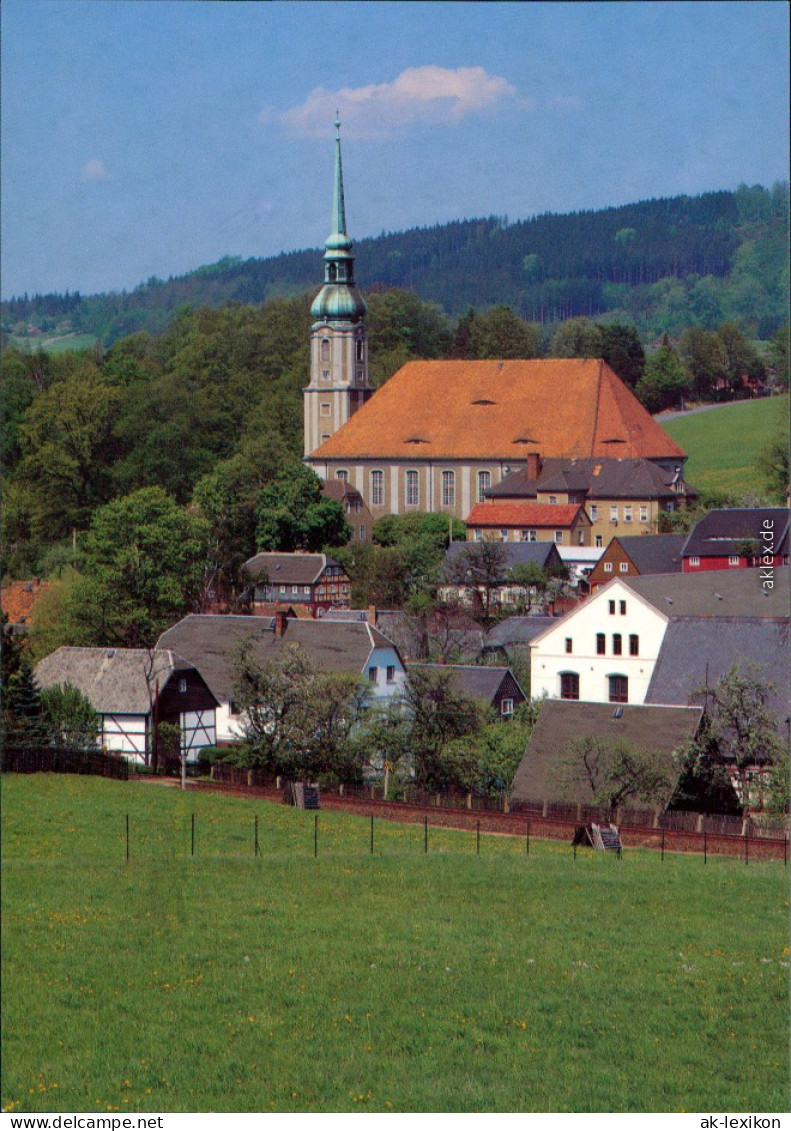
[526,452,542,480]
[274,610,289,638]
[367,605,377,626]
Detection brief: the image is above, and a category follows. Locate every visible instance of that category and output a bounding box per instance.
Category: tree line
[2,184,787,346]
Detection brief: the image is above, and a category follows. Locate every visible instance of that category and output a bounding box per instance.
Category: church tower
[303,115,373,458]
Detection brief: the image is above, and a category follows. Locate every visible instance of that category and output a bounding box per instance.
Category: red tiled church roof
[466,503,584,528]
[310,359,686,462]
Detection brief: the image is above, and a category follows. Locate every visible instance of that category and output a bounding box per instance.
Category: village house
[301,121,689,523]
[156,613,406,743]
[242,552,351,615]
[464,501,592,546]
[441,540,566,609]
[35,647,218,762]
[483,455,697,546]
[529,567,790,707]
[320,478,374,542]
[510,700,703,810]
[407,663,526,719]
[588,533,685,590]
[681,507,790,572]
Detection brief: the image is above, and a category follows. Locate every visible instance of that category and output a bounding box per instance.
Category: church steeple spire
[304,116,372,458]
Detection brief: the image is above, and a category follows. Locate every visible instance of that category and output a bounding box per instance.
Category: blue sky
[2,0,788,297]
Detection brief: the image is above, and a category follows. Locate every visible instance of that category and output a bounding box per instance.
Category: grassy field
[2,776,788,1114]
[7,333,99,354]
[662,395,788,498]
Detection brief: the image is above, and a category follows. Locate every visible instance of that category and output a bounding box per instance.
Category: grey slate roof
[242,552,344,585]
[612,533,685,574]
[407,663,524,706]
[484,616,558,650]
[646,616,791,725]
[682,508,790,559]
[444,540,564,580]
[35,647,200,715]
[156,615,398,703]
[511,700,702,805]
[487,457,697,501]
[625,566,790,618]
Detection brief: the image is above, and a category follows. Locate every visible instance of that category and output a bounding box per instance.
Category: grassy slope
[662,395,788,498]
[1,776,788,1114]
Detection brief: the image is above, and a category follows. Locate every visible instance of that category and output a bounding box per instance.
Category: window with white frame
[549,495,557,505]
[442,470,455,507]
[619,562,629,573]
[604,562,613,572]
[477,470,491,502]
[590,505,598,521]
[528,530,537,542]
[595,534,603,547]
[320,402,331,416]
[640,505,648,522]
[500,529,509,542]
[406,469,419,507]
[501,698,514,717]
[355,339,364,362]
[689,555,700,566]
[359,526,365,539]
[371,470,384,507]
[322,370,331,381]
[474,529,483,542]
[728,555,739,565]
[624,506,633,523]
[610,505,618,522]
[554,531,563,543]
[336,469,348,481]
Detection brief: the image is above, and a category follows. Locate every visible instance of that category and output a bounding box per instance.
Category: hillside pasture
[661,395,788,499]
[1,776,788,1113]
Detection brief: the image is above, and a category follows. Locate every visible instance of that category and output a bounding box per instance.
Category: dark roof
[156,615,397,703]
[484,616,558,649]
[610,534,686,574]
[376,609,484,664]
[511,700,702,805]
[35,647,211,715]
[625,567,790,618]
[487,457,697,501]
[646,616,791,725]
[444,540,564,580]
[682,508,790,559]
[407,663,524,705]
[242,552,345,585]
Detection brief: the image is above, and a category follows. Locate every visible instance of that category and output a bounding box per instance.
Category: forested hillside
[3,183,788,347]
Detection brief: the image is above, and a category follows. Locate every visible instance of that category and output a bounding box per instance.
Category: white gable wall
[530,579,669,704]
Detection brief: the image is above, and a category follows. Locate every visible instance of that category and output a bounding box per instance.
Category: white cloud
[82,158,110,181]
[264,66,518,138]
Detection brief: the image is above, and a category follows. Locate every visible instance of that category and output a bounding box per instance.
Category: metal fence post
[126,814,129,863]
[703,830,707,865]
[191,812,195,857]
[314,813,318,859]
[370,814,374,855]
[744,831,749,866]
[424,816,428,854]
[661,827,665,863]
[526,821,530,856]
[254,814,260,858]
[476,820,480,856]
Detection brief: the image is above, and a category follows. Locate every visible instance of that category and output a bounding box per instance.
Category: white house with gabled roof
[529,578,668,705]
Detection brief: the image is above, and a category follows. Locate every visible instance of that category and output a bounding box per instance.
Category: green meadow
[662,395,788,498]
[2,776,788,1114]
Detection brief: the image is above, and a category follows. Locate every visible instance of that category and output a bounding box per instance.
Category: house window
[368,667,378,683]
[477,470,491,502]
[356,339,364,362]
[619,600,626,615]
[689,555,700,567]
[179,679,187,693]
[565,637,573,654]
[528,529,537,542]
[619,562,629,573]
[441,470,455,507]
[560,672,580,700]
[322,370,331,381]
[624,506,633,523]
[577,530,585,545]
[554,531,563,543]
[629,634,639,656]
[595,534,603,547]
[321,434,330,443]
[640,505,648,523]
[321,339,330,362]
[549,495,557,505]
[359,526,365,539]
[474,529,483,542]
[519,529,530,542]
[609,675,628,703]
[292,585,299,595]
[386,665,396,683]
[303,586,311,595]
[406,470,419,507]
[336,469,348,481]
[728,555,739,565]
[596,633,606,655]
[610,506,618,522]
[500,529,509,543]
[608,600,616,615]
[280,585,287,594]
[229,700,240,717]
[604,562,613,573]
[589,505,598,521]
[371,470,384,507]
[612,634,622,655]
[501,698,515,717]
[320,402,331,416]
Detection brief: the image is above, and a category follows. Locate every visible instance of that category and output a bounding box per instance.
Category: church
[303,120,690,526]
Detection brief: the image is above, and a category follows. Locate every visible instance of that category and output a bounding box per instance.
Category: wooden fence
[1,744,130,780]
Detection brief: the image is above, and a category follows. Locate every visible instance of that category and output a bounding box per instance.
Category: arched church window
[321,339,331,363]
[328,264,337,282]
[356,339,364,362]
